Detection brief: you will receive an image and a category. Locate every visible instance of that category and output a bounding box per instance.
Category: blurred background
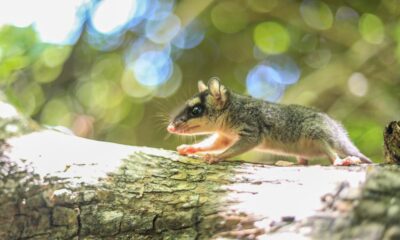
[0,0,399,163]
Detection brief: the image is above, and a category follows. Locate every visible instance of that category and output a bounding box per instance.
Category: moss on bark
[2,101,400,240]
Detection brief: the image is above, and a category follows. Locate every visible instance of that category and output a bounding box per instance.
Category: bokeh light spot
[246,65,286,102]
[42,46,71,68]
[34,0,85,45]
[16,82,45,116]
[254,22,290,55]
[172,20,205,49]
[132,51,173,87]
[300,0,333,30]
[76,79,123,114]
[0,0,36,28]
[0,0,86,45]
[348,72,368,97]
[121,69,154,100]
[359,13,384,44]
[211,1,248,34]
[90,54,124,82]
[145,0,175,21]
[86,30,125,52]
[264,55,301,85]
[72,114,94,138]
[91,0,137,35]
[41,98,72,126]
[125,38,172,63]
[0,55,29,76]
[335,6,359,22]
[155,64,182,98]
[145,14,181,44]
[103,99,131,124]
[103,84,124,109]
[33,61,63,83]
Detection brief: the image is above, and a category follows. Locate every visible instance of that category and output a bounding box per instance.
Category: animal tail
[339,136,372,164]
[325,116,373,164]
[354,151,372,164]
[331,119,372,164]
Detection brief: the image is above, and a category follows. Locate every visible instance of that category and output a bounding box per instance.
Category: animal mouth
[167,124,199,134]
[184,125,200,132]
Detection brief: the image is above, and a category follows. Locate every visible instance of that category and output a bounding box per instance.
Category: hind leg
[340,156,362,165]
[336,149,371,164]
[296,157,309,166]
[321,141,361,166]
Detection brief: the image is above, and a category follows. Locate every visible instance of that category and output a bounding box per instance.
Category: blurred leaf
[254,22,290,54]
[359,13,384,44]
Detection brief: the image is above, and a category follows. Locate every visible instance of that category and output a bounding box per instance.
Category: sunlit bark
[1,101,399,240]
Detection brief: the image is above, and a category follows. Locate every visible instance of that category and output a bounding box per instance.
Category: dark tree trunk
[384,121,400,164]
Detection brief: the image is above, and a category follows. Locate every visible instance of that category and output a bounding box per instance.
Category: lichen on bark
[305,164,400,240]
[0,133,370,239]
[0,135,241,239]
[2,101,400,240]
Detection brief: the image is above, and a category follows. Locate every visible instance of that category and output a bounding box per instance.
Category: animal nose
[167,124,176,133]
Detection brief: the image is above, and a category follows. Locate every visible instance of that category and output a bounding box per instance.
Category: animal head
[167,77,230,135]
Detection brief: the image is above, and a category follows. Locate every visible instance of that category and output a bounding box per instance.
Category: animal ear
[198,80,208,92]
[208,77,228,106]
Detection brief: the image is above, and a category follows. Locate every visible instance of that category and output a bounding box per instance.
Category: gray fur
[171,78,372,164]
[216,91,370,163]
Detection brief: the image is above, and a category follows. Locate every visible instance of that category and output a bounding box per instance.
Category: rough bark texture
[384,121,400,164]
[1,101,400,240]
[4,130,365,240]
[0,143,236,239]
[306,165,400,240]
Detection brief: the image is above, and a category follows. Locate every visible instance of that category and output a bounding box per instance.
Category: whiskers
[174,133,198,146]
[153,98,183,141]
[163,132,172,141]
[152,86,200,146]
[153,101,173,125]
[154,112,170,126]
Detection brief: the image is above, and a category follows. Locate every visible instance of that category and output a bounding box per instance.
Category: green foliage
[1,0,399,163]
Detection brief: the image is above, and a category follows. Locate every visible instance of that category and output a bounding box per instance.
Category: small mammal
[167,77,372,165]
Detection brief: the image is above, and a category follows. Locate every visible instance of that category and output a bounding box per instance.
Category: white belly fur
[256,138,326,158]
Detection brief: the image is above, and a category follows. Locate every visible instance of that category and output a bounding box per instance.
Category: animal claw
[177,144,199,155]
[334,156,362,166]
[203,154,222,164]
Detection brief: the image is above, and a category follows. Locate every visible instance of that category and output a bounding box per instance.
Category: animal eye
[191,106,203,116]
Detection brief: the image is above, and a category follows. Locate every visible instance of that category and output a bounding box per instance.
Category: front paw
[177,144,199,155]
[203,154,222,164]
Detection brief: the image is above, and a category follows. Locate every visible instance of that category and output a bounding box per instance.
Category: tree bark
[1,101,399,240]
[384,121,400,164]
[3,129,365,239]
